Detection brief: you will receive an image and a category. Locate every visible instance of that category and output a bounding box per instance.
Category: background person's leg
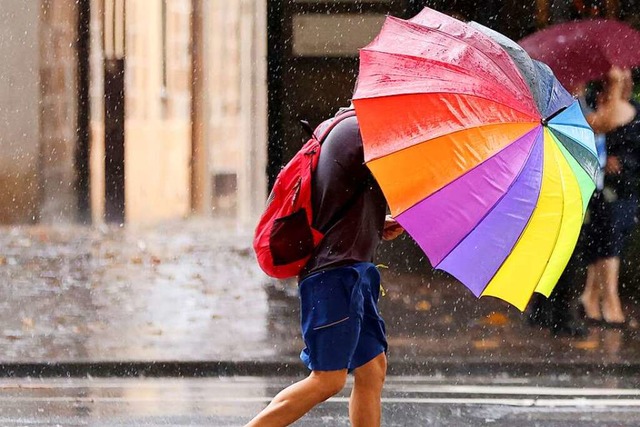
[601,256,625,323]
[580,193,610,321]
[600,198,639,325]
[528,235,588,336]
[581,262,603,320]
[349,352,387,427]
[245,369,347,427]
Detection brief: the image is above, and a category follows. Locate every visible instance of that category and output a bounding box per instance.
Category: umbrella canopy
[519,19,640,90]
[353,8,597,310]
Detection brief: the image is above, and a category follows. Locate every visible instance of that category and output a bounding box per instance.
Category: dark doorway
[265,0,417,271]
[104,59,126,224]
[266,0,406,187]
[408,0,538,40]
[76,0,91,224]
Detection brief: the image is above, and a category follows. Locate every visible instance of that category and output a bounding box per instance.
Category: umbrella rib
[358,91,537,121]
[540,79,572,120]
[552,135,595,216]
[431,127,542,273]
[548,124,598,157]
[541,106,567,124]
[572,123,594,130]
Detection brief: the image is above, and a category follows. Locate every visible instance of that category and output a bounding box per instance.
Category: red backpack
[253,110,356,279]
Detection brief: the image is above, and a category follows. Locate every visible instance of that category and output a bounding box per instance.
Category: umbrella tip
[542,106,568,125]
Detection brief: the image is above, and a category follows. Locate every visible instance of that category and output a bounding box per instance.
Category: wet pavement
[1,219,640,377]
[2,376,640,426]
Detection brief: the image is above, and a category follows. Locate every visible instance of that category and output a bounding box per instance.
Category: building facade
[0,1,84,224]
[89,0,268,226]
[0,0,268,226]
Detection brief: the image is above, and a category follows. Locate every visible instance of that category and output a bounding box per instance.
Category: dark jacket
[605,100,640,200]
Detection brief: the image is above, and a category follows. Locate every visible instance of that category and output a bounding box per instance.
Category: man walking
[245,107,403,427]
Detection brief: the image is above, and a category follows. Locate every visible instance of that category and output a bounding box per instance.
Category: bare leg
[580,262,602,320]
[349,352,387,427]
[245,369,347,427]
[600,256,625,323]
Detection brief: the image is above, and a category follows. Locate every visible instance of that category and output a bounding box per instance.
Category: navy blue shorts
[298,262,387,372]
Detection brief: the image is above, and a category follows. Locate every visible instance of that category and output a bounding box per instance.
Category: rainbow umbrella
[353,8,597,310]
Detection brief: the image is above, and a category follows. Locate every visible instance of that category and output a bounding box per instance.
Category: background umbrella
[353,7,598,310]
[519,19,640,90]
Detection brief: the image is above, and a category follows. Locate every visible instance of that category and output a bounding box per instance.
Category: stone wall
[0,3,41,223]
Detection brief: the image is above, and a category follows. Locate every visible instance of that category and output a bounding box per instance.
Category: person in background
[528,66,636,335]
[580,67,640,328]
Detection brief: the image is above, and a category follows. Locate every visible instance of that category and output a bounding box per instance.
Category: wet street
[0,219,271,363]
[0,218,639,374]
[2,375,640,426]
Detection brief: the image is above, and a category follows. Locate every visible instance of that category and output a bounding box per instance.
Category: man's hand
[383,215,405,241]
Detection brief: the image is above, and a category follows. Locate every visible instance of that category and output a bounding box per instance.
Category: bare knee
[310,370,348,399]
[354,353,387,389]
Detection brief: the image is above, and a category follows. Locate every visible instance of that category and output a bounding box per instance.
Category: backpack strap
[313,109,357,143]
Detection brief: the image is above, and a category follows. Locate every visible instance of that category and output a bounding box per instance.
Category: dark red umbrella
[519,19,640,90]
